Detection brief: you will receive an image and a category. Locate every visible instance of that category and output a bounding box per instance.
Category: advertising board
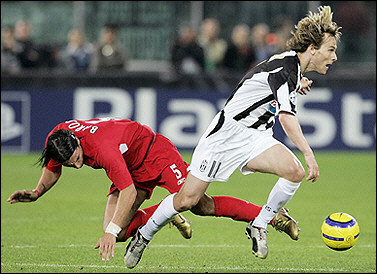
[1,87,376,152]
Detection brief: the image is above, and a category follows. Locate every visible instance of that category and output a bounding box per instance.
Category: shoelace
[174,221,186,231]
[130,234,149,252]
[256,228,268,240]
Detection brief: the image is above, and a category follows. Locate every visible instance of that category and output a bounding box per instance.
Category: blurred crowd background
[1,1,375,78]
[1,1,376,153]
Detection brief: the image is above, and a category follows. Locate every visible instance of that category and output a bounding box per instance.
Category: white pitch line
[4,244,376,249]
[1,262,374,272]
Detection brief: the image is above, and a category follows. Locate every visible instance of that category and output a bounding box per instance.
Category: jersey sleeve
[267,58,299,115]
[96,147,134,191]
[45,158,62,173]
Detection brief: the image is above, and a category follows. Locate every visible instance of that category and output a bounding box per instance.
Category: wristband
[105,221,122,237]
[33,189,40,197]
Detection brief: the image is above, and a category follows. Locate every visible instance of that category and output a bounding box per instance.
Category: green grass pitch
[1,151,376,273]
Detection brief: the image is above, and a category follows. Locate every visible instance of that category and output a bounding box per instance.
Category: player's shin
[252,178,301,229]
[121,204,160,241]
[139,193,179,240]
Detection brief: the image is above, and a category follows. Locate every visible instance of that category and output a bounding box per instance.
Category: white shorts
[189,111,282,182]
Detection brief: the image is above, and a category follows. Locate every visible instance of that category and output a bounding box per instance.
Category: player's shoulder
[269,50,298,65]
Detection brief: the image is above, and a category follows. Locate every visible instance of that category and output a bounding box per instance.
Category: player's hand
[298,77,313,95]
[7,190,38,204]
[94,233,116,261]
[304,153,319,182]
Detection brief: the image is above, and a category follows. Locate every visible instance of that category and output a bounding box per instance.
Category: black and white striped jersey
[223,50,302,131]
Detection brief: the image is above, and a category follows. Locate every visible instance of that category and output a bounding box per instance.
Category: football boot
[271,208,300,240]
[124,228,149,269]
[245,221,269,259]
[169,213,193,239]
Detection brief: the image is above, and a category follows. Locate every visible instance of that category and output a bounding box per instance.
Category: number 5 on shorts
[170,164,182,179]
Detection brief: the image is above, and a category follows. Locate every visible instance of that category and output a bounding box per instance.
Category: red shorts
[108,134,189,199]
[133,159,189,199]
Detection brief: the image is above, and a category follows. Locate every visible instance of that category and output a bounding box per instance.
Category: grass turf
[1,151,376,273]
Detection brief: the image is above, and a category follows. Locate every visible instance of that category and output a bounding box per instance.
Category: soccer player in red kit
[7,117,299,262]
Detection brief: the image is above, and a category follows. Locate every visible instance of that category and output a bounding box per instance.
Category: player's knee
[175,194,199,211]
[286,164,305,183]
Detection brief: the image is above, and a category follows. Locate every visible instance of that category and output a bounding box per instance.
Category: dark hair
[104,23,119,32]
[36,129,79,167]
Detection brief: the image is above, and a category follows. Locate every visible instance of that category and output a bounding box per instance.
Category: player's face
[62,143,84,169]
[312,33,338,74]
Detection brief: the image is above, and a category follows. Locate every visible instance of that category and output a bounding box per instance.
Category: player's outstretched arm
[7,168,61,204]
[279,112,319,182]
[95,184,138,261]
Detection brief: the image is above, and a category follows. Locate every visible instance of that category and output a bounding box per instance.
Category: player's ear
[76,137,81,146]
[309,44,316,55]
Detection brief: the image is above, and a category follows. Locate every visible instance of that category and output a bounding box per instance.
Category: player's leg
[146,138,299,238]
[246,143,304,227]
[158,153,262,225]
[244,143,304,258]
[120,192,298,243]
[122,174,260,241]
[191,193,262,221]
[122,203,161,241]
[124,173,209,269]
[140,172,210,241]
[191,193,299,240]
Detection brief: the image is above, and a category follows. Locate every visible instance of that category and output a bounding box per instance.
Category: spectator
[90,23,127,72]
[13,19,56,69]
[1,25,21,73]
[171,25,205,75]
[13,20,41,68]
[266,16,294,55]
[221,24,257,73]
[60,28,94,71]
[335,1,371,61]
[198,18,227,73]
[250,23,275,64]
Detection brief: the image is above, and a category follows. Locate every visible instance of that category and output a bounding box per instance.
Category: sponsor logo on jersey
[269,100,277,113]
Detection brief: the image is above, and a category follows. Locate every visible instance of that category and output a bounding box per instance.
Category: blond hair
[286,6,342,52]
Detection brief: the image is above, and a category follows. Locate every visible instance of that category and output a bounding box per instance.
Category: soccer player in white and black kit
[125,6,342,267]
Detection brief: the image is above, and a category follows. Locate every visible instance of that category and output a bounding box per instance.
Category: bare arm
[7,168,61,204]
[111,184,138,229]
[95,184,138,261]
[279,112,319,182]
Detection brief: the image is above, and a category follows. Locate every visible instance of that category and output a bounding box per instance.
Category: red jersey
[45,118,169,192]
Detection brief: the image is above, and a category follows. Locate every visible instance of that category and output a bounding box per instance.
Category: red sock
[123,202,161,241]
[123,195,270,241]
[212,196,270,223]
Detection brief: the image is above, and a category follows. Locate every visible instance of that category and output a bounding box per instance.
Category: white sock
[139,193,179,241]
[253,178,301,229]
